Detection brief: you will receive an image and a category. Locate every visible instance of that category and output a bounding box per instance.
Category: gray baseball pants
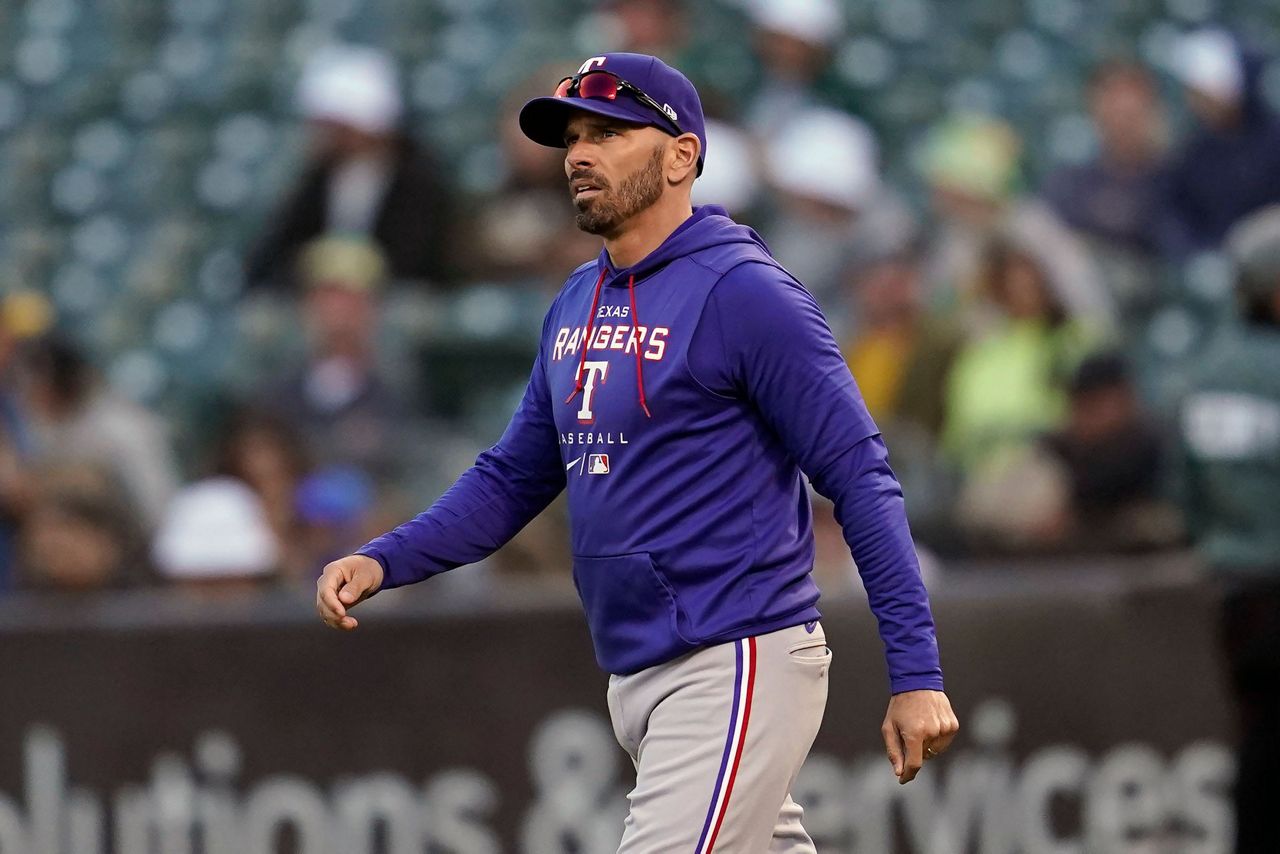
[606,622,831,853]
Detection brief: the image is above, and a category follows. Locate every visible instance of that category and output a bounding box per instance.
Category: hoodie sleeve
[691,261,944,694]
[356,314,566,588]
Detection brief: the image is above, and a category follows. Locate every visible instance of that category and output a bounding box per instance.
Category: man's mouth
[572,179,605,201]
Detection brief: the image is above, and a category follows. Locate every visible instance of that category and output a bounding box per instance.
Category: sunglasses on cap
[553,70,684,136]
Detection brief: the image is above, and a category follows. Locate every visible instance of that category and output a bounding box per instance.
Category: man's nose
[566,141,597,171]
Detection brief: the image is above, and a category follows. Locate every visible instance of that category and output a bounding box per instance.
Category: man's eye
[602,129,618,138]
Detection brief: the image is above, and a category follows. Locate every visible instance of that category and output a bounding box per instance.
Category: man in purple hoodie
[317,53,958,851]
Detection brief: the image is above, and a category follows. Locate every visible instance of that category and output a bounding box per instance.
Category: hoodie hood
[596,205,772,286]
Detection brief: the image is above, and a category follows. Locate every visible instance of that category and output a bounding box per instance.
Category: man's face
[310,119,389,159]
[754,30,827,81]
[304,284,376,356]
[1185,87,1240,130]
[1089,72,1162,163]
[563,113,670,236]
[853,258,920,326]
[1069,384,1135,444]
[996,254,1053,320]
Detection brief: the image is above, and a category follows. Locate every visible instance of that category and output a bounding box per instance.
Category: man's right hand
[316,554,385,631]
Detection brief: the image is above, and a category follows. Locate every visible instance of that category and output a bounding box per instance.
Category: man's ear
[668,133,700,184]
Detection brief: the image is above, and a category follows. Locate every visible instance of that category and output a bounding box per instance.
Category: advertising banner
[0,577,1233,853]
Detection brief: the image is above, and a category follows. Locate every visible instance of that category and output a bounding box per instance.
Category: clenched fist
[316,554,385,631]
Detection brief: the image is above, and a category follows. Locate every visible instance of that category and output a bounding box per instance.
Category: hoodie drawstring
[563,269,651,419]
[627,275,652,418]
[564,268,607,405]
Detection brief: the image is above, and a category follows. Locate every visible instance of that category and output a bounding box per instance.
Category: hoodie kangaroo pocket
[572,552,695,673]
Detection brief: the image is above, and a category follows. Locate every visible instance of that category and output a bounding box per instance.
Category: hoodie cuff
[354,545,398,590]
[890,674,946,695]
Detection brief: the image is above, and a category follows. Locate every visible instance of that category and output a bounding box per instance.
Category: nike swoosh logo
[566,456,583,471]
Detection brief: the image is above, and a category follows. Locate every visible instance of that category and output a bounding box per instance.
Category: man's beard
[572,146,666,236]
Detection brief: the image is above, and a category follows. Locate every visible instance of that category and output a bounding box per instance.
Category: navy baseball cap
[519,53,706,174]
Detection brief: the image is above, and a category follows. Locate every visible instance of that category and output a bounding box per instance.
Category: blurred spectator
[293,466,378,579]
[21,335,179,532]
[18,464,148,592]
[246,45,451,288]
[152,477,280,593]
[0,291,51,592]
[763,107,914,309]
[1040,353,1181,551]
[745,0,847,135]
[211,409,310,572]
[458,78,600,284]
[691,118,763,221]
[942,237,1101,474]
[919,115,1115,325]
[1160,30,1280,256]
[1177,205,1280,851]
[1042,61,1170,254]
[596,0,754,109]
[601,0,689,61]
[843,245,960,441]
[951,441,1071,551]
[255,236,414,483]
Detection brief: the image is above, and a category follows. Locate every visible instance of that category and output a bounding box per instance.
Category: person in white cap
[1160,29,1280,255]
[689,118,761,218]
[246,45,452,288]
[152,477,280,590]
[745,0,847,135]
[761,107,914,312]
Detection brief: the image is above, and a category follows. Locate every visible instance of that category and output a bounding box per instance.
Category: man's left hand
[881,690,960,784]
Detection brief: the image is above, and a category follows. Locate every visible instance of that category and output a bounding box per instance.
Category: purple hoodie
[359,206,943,691]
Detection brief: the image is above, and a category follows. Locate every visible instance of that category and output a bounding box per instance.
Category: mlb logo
[588,454,610,474]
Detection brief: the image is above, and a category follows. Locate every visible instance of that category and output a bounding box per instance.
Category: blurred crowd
[4,0,1280,597]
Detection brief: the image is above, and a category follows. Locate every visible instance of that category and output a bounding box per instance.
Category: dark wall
[0,569,1234,853]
